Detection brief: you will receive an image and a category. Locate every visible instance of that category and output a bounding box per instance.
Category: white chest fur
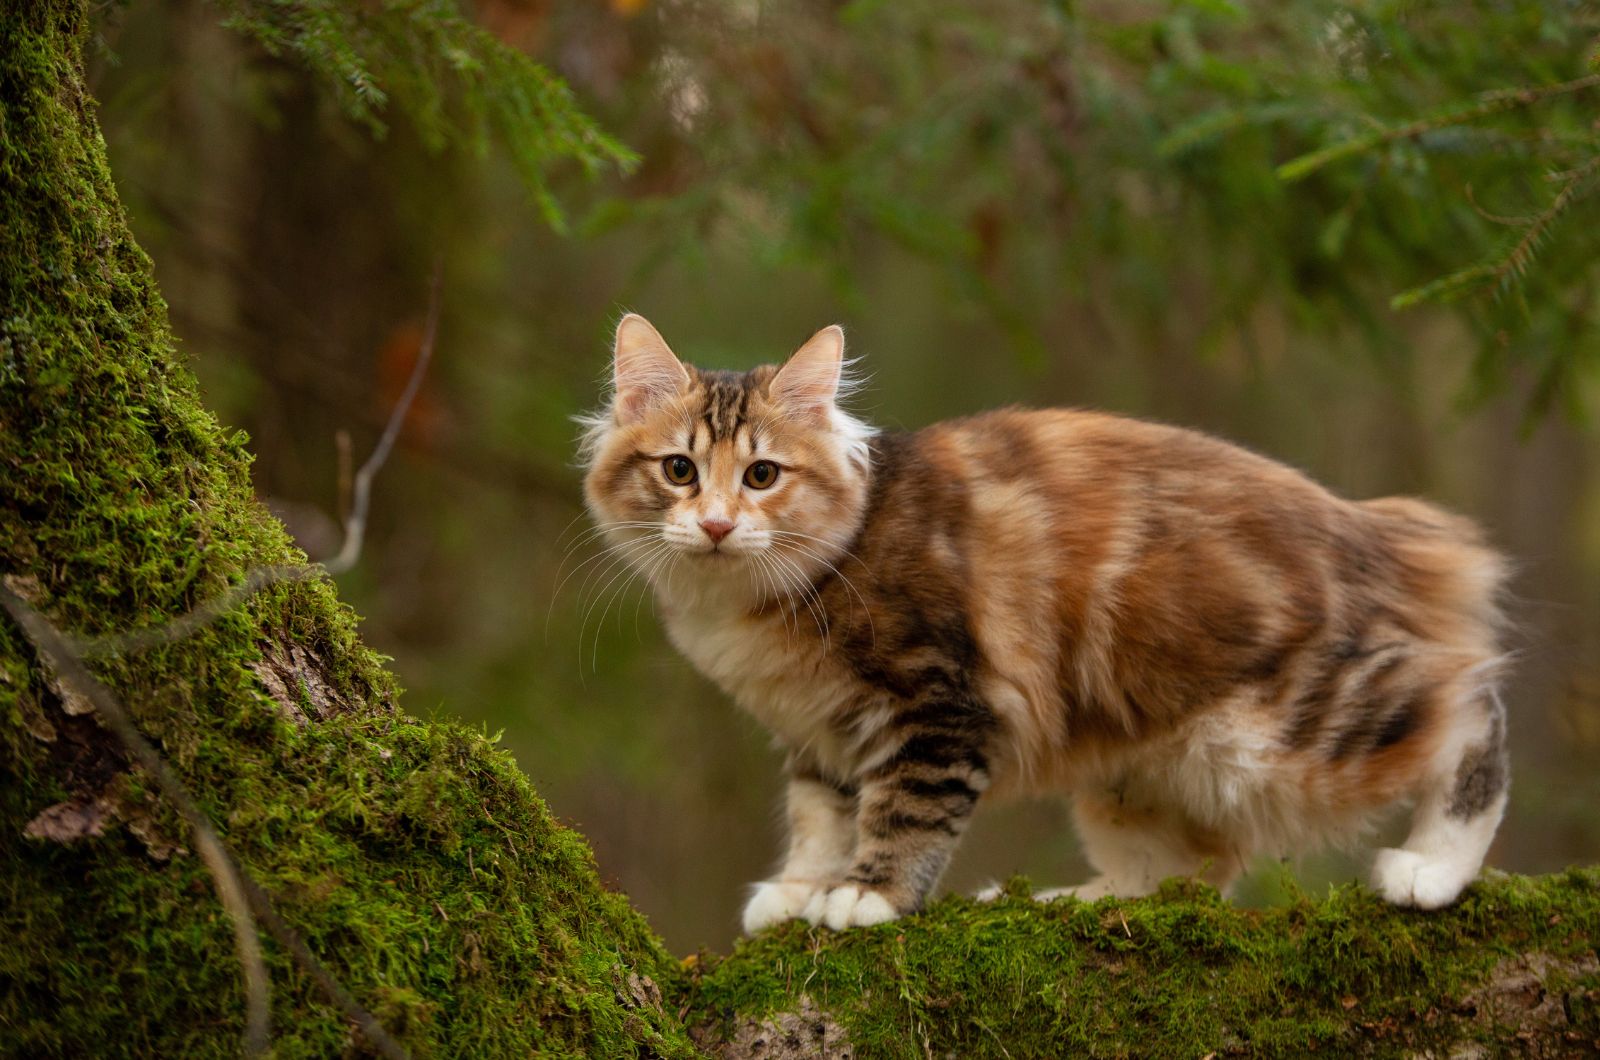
[661,601,871,770]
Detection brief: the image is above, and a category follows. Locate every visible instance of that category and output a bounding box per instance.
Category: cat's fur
[580,315,1511,933]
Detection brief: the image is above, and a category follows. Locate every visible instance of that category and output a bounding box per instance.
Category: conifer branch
[1391,153,1600,309]
[1277,73,1600,183]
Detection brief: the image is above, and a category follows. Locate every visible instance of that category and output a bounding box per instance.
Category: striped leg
[806,704,991,930]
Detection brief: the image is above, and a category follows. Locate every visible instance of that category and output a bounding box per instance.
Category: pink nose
[699,518,735,544]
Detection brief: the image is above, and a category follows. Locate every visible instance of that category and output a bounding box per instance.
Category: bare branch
[326,263,442,576]
[74,264,443,659]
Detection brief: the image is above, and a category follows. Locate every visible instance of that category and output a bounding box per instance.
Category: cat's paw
[803,884,900,930]
[973,882,1005,903]
[1372,848,1472,910]
[742,881,822,934]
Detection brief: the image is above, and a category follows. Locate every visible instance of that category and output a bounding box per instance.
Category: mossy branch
[2,3,693,1054]
[1,582,411,1060]
[0,583,275,1057]
[688,874,1600,1058]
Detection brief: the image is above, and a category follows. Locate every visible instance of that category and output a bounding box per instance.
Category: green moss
[687,871,1600,1059]
[0,2,694,1055]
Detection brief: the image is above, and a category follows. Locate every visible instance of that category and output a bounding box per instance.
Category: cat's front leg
[742,768,857,934]
[806,711,991,930]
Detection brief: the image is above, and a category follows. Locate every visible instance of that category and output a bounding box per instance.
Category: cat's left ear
[772,325,844,418]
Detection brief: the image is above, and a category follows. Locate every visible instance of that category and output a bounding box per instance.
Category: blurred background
[90,0,1600,955]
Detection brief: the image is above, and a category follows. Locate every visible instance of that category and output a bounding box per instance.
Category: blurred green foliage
[200,0,1600,419]
[564,0,1600,420]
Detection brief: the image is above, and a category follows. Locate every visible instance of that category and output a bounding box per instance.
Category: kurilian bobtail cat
[580,314,1511,933]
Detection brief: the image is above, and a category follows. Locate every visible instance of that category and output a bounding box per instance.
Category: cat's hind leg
[1062,791,1248,899]
[1372,691,1508,910]
[1027,790,1247,902]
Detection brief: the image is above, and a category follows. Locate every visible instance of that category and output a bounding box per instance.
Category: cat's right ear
[612,314,690,424]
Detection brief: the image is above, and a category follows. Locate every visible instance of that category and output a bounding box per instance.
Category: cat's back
[917,405,1339,512]
[852,405,1505,792]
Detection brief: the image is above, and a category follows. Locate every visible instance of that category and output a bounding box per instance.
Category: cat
[579,313,1511,933]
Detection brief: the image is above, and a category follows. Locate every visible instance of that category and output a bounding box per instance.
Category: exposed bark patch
[251,637,353,724]
[692,996,854,1059]
[1453,951,1600,1056]
[24,797,112,842]
[38,691,127,797]
[19,687,58,743]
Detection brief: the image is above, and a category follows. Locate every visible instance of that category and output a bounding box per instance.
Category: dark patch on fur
[897,776,980,802]
[863,810,961,838]
[1286,654,1344,750]
[1373,690,1426,750]
[845,853,895,887]
[1448,700,1509,819]
[694,369,759,442]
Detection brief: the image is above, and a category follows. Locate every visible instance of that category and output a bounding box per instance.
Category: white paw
[803,884,900,930]
[1034,875,1116,903]
[973,882,1005,902]
[1372,849,1473,910]
[742,881,822,934]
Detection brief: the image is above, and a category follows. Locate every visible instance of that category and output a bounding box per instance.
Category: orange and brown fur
[580,315,1512,932]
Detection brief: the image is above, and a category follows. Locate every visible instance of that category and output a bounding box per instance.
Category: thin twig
[336,429,354,523]
[75,564,315,658]
[0,583,273,1058]
[239,878,412,1060]
[1,584,414,1060]
[73,263,443,659]
[326,264,442,576]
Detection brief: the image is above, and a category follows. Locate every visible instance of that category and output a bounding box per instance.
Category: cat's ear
[613,314,690,423]
[772,325,844,418]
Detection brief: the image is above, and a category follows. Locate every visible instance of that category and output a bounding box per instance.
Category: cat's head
[580,314,874,605]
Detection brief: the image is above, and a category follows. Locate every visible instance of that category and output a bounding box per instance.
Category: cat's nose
[699,518,736,544]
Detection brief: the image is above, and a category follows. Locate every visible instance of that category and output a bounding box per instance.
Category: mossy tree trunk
[0,2,695,1055]
[2,2,1598,1058]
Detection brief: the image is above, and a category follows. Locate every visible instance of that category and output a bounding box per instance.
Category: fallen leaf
[24,799,111,843]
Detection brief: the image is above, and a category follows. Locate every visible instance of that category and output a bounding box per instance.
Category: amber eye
[743,461,779,490]
[662,455,697,485]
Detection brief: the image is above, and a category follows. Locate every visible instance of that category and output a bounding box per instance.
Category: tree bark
[1,3,1598,1058]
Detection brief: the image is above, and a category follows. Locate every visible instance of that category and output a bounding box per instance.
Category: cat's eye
[743,461,780,490]
[662,455,697,485]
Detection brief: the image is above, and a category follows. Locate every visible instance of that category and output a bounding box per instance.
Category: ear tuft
[771,325,844,417]
[613,314,690,423]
